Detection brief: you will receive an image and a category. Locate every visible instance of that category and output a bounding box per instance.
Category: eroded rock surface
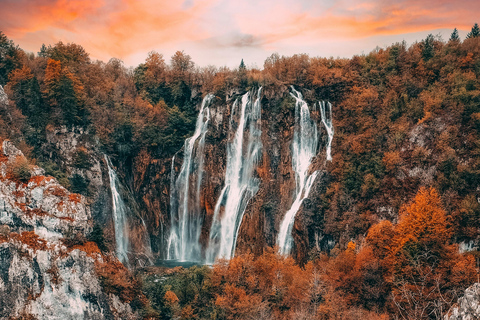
[0,140,138,319]
[445,283,480,320]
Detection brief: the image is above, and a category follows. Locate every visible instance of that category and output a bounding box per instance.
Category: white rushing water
[105,156,130,265]
[167,94,214,261]
[277,87,321,255]
[320,101,334,161]
[206,88,263,263]
[0,85,7,105]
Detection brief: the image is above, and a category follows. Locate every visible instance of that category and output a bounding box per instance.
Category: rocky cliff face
[445,283,480,320]
[0,140,139,319]
[40,126,152,267]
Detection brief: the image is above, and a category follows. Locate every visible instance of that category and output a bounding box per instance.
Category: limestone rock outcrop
[0,140,139,319]
[445,283,480,320]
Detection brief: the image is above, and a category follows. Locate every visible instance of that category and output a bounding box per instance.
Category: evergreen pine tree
[24,77,46,128]
[238,59,247,88]
[467,23,480,38]
[89,223,107,251]
[0,32,22,86]
[38,44,48,58]
[58,75,80,126]
[422,34,435,61]
[239,59,246,70]
[449,28,460,42]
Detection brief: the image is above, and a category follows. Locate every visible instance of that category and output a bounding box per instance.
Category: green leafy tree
[73,147,92,169]
[134,51,170,105]
[169,51,194,108]
[43,59,87,127]
[111,122,136,157]
[238,58,248,88]
[160,105,194,153]
[41,41,90,65]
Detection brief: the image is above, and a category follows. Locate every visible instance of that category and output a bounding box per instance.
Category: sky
[1,0,479,68]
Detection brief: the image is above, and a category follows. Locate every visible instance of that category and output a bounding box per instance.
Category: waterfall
[167,94,214,261]
[277,87,320,255]
[167,155,178,259]
[105,157,130,265]
[0,85,7,105]
[320,101,334,161]
[206,88,263,263]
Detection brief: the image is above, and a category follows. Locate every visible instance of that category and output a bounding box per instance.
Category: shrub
[38,160,70,188]
[69,174,89,195]
[11,156,31,182]
[62,228,87,248]
[72,147,92,169]
[89,223,107,252]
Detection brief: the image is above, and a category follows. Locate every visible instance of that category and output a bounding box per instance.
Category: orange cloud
[235,0,480,46]
[0,0,105,37]
[91,0,214,58]
[1,0,479,66]
[1,0,216,62]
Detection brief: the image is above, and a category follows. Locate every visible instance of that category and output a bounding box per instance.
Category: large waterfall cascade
[164,86,333,263]
[105,156,130,265]
[206,88,263,263]
[277,86,329,255]
[167,94,214,261]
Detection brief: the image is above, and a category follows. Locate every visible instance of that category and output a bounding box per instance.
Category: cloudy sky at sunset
[1,0,479,68]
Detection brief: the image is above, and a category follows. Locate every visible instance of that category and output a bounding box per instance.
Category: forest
[0,23,480,319]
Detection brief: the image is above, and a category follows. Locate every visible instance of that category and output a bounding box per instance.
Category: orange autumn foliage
[68,193,82,203]
[318,244,390,311]
[10,231,48,251]
[382,151,402,172]
[96,254,142,303]
[365,187,477,319]
[366,219,395,259]
[7,66,34,87]
[70,241,101,257]
[1,29,479,320]
[180,305,195,319]
[44,59,62,98]
[164,290,179,305]
[211,249,314,319]
[392,187,451,260]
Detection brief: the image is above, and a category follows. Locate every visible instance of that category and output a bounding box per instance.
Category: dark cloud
[202,32,264,49]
